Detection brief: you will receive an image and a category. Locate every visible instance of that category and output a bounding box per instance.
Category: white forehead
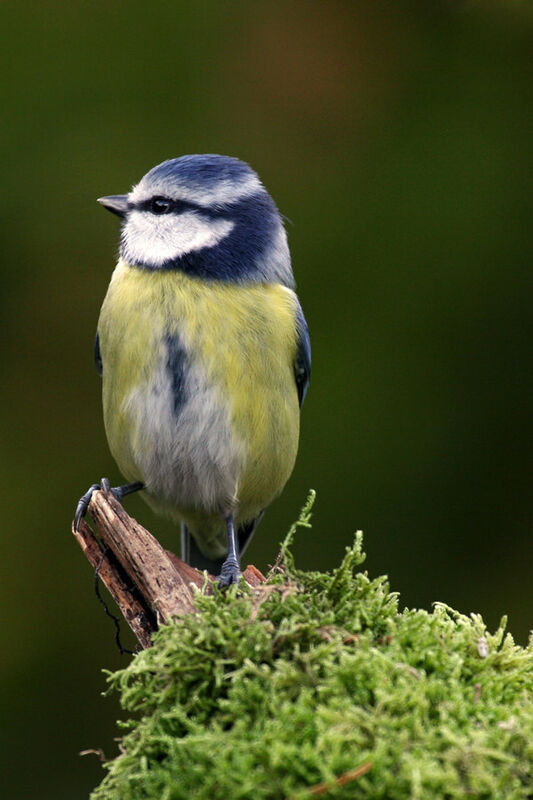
[129,171,263,208]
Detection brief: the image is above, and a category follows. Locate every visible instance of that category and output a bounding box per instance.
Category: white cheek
[121,211,234,266]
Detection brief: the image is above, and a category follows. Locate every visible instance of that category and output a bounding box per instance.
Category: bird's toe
[216,559,242,589]
[73,483,101,530]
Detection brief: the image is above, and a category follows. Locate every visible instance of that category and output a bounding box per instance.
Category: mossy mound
[92,494,533,799]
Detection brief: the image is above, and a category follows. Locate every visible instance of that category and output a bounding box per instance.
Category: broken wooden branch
[71,490,265,649]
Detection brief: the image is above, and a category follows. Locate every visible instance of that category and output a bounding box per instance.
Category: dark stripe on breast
[165,333,188,417]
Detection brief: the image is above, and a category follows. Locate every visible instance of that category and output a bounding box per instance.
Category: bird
[74,154,310,586]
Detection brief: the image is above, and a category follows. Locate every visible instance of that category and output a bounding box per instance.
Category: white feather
[129,172,262,208]
[256,222,294,287]
[124,351,246,526]
[121,210,234,267]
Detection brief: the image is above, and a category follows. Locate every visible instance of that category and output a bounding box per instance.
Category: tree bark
[72,490,265,649]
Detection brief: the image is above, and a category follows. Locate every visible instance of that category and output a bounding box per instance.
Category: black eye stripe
[134,197,205,215]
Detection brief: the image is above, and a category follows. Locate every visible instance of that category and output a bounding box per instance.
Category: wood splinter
[71,490,265,649]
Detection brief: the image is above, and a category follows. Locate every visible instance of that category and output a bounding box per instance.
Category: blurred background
[1,1,532,797]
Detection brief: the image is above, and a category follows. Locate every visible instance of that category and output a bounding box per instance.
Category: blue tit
[75,154,310,586]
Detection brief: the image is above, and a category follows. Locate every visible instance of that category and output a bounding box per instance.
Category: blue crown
[144,154,258,194]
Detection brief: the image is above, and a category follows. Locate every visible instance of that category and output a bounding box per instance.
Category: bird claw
[73,479,144,530]
[74,482,102,530]
[216,559,242,589]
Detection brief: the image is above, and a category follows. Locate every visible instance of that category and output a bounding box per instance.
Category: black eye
[151,197,171,214]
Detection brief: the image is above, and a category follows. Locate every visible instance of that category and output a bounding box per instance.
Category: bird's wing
[94,332,103,376]
[294,301,311,408]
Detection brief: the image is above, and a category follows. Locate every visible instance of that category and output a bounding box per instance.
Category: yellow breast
[98,261,301,528]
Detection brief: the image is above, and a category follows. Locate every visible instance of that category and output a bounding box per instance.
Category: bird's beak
[97,194,129,218]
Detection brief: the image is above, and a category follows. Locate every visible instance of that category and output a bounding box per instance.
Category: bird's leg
[216,514,241,587]
[180,521,191,564]
[74,478,144,530]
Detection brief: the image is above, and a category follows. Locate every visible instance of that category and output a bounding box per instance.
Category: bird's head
[98,154,293,286]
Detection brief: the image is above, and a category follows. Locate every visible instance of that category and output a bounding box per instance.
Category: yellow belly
[97,261,301,552]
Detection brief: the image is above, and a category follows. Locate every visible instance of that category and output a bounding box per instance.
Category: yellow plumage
[98,260,301,557]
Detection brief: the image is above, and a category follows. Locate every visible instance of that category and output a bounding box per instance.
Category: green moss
[92,493,533,799]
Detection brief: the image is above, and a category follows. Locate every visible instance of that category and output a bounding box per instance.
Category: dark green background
[1,2,532,798]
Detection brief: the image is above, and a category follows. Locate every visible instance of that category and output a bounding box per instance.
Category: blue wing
[294,301,311,408]
[94,333,103,376]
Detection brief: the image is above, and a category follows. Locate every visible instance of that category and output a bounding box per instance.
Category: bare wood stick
[73,518,155,648]
[290,761,373,798]
[86,490,196,622]
[165,550,265,590]
[72,489,266,649]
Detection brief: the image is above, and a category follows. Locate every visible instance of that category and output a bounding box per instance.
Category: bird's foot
[74,478,144,530]
[74,482,101,530]
[216,558,242,588]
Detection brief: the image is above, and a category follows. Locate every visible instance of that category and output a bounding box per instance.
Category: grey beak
[97,194,129,218]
